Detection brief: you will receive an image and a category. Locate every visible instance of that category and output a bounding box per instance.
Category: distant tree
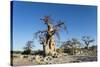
[70,38,81,54]
[22,41,33,55]
[60,38,81,55]
[82,36,94,49]
[90,45,97,51]
[60,41,72,54]
[11,51,22,54]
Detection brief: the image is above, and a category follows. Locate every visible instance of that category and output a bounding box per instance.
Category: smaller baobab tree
[61,38,81,55]
[71,38,81,55]
[82,36,94,50]
[67,38,81,55]
[22,41,33,55]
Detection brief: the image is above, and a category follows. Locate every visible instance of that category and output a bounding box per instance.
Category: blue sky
[12,1,97,51]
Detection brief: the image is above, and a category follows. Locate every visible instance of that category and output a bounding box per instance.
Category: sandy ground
[12,55,97,66]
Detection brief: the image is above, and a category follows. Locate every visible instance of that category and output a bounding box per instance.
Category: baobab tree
[71,38,81,54]
[61,38,81,55]
[22,41,33,55]
[34,16,67,56]
[82,36,94,49]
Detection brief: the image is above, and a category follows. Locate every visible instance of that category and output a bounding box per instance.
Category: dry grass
[11,53,97,66]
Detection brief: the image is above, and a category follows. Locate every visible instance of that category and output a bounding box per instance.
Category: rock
[44,56,53,64]
[52,52,59,58]
[35,55,44,64]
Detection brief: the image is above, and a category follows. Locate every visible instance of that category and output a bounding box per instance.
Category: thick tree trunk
[44,25,56,56]
[44,36,56,56]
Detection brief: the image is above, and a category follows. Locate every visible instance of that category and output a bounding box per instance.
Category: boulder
[35,55,44,64]
[44,56,53,64]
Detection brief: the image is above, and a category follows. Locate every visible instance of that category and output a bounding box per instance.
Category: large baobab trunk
[45,35,56,56]
[44,23,56,56]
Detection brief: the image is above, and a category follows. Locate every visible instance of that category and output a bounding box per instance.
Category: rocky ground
[12,54,97,66]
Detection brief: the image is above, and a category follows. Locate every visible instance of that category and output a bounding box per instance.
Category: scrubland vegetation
[11,16,97,66]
